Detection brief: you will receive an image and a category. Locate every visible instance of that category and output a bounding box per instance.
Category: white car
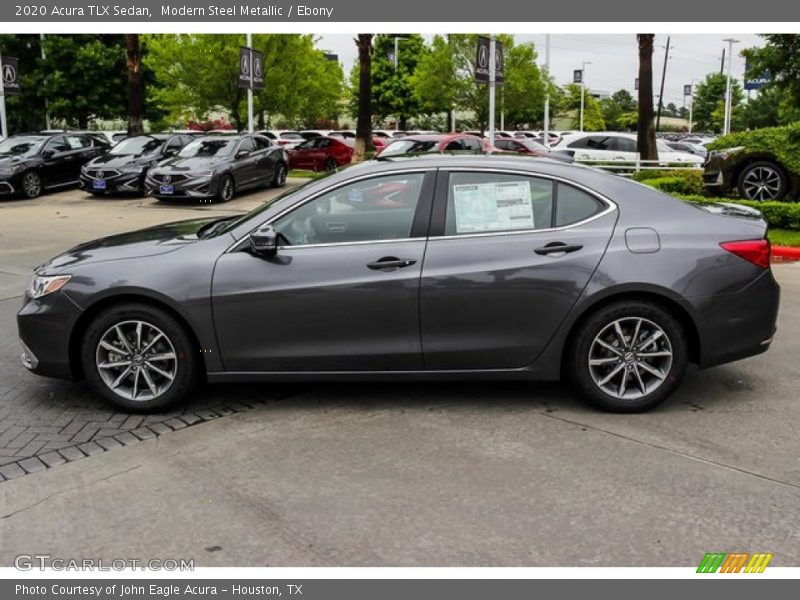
[552,132,704,166]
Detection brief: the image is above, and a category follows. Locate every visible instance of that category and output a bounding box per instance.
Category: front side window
[274,173,426,246]
[445,172,554,235]
[45,136,72,154]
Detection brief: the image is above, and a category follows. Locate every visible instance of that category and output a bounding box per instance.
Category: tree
[369,34,426,130]
[636,34,657,161]
[502,42,546,128]
[353,34,374,161]
[126,34,144,135]
[692,72,743,132]
[742,35,800,105]
[600,89,638,131]
[408,35,457,120]
[560,84,605,131]
[741,85,800,129]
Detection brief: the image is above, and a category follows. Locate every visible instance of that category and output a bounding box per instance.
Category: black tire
[216,174,235,203]
[324,158,337,173]
[271,161,287,188]
[20,170,43,199]
[737,161,788,201]
[567,300,688,413]
[80,303,198,412]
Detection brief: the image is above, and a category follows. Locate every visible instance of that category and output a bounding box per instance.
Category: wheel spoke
[638,330,663,350]
[141,367,159,396]
[637,351,672,359]
[637,360,666,380]
[146,362,174,381]
[111,367,132,389]
[589,357,619,366]
[98,359,132,369]
[598,363,625,386]
[596,339,623,356]
[147,352,176,362]
[115,325,133,353]
[631,318,642,349]
[617,370,628,397]
[136,322,143,349]
[131,369,140,398]
[632,365,647,394]
[99,340,123,354]
[140,332,164,354]
[613,321,628,349]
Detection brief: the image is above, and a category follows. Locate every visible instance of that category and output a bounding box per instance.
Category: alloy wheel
[741,165,782,200]
[22,172,42,198]
[220,176,234,202]
[588,317,673,401]
[95,320,178,401]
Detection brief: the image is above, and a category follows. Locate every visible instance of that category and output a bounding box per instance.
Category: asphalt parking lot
[0,186,799,566]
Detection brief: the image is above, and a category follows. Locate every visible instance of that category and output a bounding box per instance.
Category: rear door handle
[366,256,417,270]
[534,242,583,256]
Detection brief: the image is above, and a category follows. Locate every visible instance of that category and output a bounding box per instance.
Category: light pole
[579,61,591,132]
[391,35,409,131]
[41,33,50,130]
[543,34,550,148]
[722,38,739,135]
[488,35,496,146]
[246,32,254,134]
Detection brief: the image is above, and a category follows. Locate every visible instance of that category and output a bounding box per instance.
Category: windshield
[109,136,164,156]
[177,138,237,158]
[0,136,45,157]
[379,140,439,157]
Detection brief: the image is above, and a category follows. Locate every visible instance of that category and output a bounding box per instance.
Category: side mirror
[42,149,55,159]
[249,225,278,257]
[163,147,178,157]
[236,150,251,159]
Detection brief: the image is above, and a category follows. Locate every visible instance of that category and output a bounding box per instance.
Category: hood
[39,217,218,272]
[0,154,32,171]
[157,156,228,171]
[86,153,160,169]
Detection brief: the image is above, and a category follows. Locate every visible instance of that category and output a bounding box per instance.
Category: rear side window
[463,138,482,151]
[445,172,553,235]
[555,183,606,226]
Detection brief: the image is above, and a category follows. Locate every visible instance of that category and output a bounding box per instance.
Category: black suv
[80,134,194,195]
[0,133,108,199]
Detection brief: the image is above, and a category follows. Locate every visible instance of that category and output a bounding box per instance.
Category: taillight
[720,239,771,269]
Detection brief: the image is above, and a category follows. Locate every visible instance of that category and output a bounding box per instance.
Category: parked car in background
[371,135,389,152]
[288,136,354,172]
[80,134,194,195]
[377,133,489,157]
[552,132,704,166]
[18,155,779,413]
[145,134,288,202]
[41,129,125,147]
[703,125,800,201]
[493,137,549,156]
[665,141,708,157]
[0,132,108,199]
[258,130,306,148]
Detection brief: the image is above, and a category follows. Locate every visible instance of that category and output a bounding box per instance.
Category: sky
[316,33,765,108]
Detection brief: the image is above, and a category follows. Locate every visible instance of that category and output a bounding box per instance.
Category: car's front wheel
[737,161,788,201]
[271,162,287,188]
[21,170,43,199]
[216,174,235,203]
[324,157,337,173]
[568,301,688,412]
[80,303,198,411]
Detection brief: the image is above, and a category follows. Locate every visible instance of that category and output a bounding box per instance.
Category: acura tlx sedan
[17,155,780,413]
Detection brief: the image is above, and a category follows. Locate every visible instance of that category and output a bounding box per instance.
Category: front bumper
[17,290,83,380]
[145,172,217,199]
[693,269,781,368]
[80,169,145,194]
[0,178,18,195]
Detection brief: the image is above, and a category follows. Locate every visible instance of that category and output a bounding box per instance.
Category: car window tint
[445,172,554,236]
[317,139,332,148]
[567,137,589,149]
[254,136,271,150]
[274,173,425,246]
[66,135,91,149]
[46,136,72,153]
[585,136,611,150]
[463,138,482,151]
[444,139,464,151]
[238,138,255,152]
[610,137,636,152]
[555,183,605,227]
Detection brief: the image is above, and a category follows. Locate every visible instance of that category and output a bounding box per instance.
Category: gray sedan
[17,155,779,412]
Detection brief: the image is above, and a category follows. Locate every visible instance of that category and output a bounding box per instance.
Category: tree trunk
[126,34,144,136]
[636,34,658,162]
[354,34,374,161]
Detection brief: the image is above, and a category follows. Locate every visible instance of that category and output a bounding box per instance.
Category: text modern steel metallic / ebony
[18,155,779,412]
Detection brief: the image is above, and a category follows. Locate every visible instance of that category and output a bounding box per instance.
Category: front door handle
[534,242,583,256]
[366,256,417,270]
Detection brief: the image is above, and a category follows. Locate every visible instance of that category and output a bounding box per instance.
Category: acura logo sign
[163,174,171,184]
[2,64,15,84]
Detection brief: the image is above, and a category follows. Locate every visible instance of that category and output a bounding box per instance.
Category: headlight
[0,167,19,176]
[26,274,72,299]
[714,146,745,159]
[192,171,214,178]
[120,166,145,174]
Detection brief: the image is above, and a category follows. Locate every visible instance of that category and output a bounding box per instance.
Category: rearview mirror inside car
[249,225,278,257]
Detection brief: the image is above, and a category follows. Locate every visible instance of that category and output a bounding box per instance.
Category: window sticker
[453,181,534,233]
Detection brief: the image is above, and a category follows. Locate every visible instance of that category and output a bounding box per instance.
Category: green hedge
[673,194,800,230]
[707,122,800,176]
[634,170,704,196]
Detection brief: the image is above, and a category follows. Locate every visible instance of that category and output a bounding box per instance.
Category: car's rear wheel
[80,303,198,411]
[216,174,235,203]
[737,161,788,201]
[271,162,287,188]
[21,171,43,199]
[324,158,337,173]
[568,301,688,412]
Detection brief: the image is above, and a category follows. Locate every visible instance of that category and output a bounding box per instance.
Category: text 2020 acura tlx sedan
[18,155,780,412]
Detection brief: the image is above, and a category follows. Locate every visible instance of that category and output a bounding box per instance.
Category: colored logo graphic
[697,552,773,573]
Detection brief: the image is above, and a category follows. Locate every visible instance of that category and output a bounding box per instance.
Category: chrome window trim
[432,167,617,241]
[225,168,435,253]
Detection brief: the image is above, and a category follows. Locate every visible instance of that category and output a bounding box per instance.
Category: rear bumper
[693,269,780,368]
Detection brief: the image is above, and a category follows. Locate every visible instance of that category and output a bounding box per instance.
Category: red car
[288,136,354,172]
[376,133,490,157]
[493,137,549,156]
